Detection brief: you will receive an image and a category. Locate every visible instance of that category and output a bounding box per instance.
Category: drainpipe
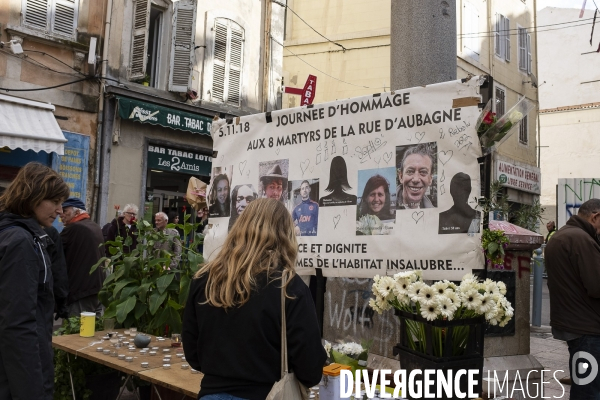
[262,0,272,112]
[92,0,113,222]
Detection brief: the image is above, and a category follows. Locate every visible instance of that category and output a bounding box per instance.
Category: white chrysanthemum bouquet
[370,271,513,356]
[324,340,371,373]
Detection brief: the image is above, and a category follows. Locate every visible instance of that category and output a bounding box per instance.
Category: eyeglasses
[124,212,137,216]
[236,196,254,203]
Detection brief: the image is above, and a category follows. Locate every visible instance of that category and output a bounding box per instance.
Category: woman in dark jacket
[0,162,70,400]
[183,199,326,400]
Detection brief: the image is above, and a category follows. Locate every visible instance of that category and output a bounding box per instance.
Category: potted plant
[53,317,122,400]
[370,271,513,399]
[92,211,204,335]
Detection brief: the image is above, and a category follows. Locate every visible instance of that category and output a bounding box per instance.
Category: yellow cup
[80,312,96,337]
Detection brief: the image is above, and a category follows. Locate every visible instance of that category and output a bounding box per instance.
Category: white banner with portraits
[204,78,484,279]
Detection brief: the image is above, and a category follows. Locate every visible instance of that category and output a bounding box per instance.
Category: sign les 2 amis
[147,145,212,176]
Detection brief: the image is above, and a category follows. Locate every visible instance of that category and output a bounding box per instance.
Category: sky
[538,0,597,10]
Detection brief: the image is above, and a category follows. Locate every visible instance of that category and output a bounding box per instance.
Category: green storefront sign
[117,96,213,135]
[147,144,212,176]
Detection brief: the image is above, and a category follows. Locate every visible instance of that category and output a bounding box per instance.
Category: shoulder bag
[265,274,310,400]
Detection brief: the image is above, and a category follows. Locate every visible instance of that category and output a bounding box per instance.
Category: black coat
[106,216,138,255]
[182,272,326,400]
[0,212,55,399]
[44,226,69,304]
[61,218,105,304]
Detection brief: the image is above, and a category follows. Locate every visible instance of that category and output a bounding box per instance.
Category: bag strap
[280,273,288,378]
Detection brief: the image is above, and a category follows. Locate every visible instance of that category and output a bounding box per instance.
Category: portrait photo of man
[290,179,319,236]
[258,159,289,202]
[228,184,258,231]
[396,142,437,210]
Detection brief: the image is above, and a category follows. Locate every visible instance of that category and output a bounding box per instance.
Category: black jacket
[44,226,69,317]
[61,218,105,304]
[546,215,600,335]
[0,212,55,399]
[106,216,138,255]
[182,271,326,400]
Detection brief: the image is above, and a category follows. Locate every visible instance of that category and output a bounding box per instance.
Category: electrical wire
[458,17,595,37]
[272,0,347,51]
[23,50,86,76]
[0,77,90,92]
[460,21,593,39]
[0,48,83,77]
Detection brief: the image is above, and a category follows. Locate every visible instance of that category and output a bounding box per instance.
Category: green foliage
[481,229,510,269]
[53,317,115,400]
[513,198,546,232]
[92,211,204,335]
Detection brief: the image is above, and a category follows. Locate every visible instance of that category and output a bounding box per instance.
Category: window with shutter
[211,19,244,107]
[527,33,532,74]
[504,17,511,62]
[22,0,78,38]
[519,115,528,145]
[168,0,197,92]
[129,0,151,80]
[23,0,49,30]
[518,27,528,72]
[494,14,503,58]
[495,86,506,117]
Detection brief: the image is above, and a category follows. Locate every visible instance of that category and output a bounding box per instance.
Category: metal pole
[532,247,544,327]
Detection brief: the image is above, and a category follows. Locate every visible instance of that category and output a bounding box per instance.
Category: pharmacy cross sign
[284,75,317,106]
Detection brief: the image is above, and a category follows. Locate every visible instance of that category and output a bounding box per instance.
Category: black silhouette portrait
[318,156,357,207]
[438,172,481,234]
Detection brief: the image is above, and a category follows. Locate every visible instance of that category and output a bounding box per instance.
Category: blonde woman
[182,199,326,400]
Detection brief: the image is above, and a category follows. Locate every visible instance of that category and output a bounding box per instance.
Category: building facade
[538,7,600,232]
[98,0,285,225]
[0,0,105,221]
[282,0,540,219]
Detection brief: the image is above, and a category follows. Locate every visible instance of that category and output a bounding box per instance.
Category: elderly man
[59,198,105,317]
[228,184,257,230]
[546,199,600,397]
[397,143,435,209]
[106,203,138,254]
[154,212,182,270]
[260,164,287,201]
[292,180,319,236]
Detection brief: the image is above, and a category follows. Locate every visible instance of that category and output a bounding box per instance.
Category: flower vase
[330,350,364,374]
[393,309,485,400]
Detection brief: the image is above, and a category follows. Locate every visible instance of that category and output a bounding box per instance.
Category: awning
[0,94,67,155]
[117,96,212,136]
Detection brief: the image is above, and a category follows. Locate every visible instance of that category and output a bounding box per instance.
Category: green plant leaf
[103,271,117,286]
[167,299,183,310]
[123,256,136,275]
[179,275,190,305]
[120,286,139,300]
[156,274,175,294]
[90,257,108,274]
[148,258,170,268]
[116,297,137,323]
[149,291,168,315]
[98,288,111,307]
[113,278,137,297]
[487,242,498,255]
[138,282,152,300]
[134,302,148,319]
[156,305,182,333]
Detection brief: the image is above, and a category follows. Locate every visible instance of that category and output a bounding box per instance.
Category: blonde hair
[195,198,298,308]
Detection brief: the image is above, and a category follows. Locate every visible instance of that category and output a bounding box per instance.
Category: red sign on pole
[284,75,317,106]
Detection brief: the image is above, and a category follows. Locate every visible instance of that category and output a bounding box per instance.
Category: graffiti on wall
[558,178,600,227]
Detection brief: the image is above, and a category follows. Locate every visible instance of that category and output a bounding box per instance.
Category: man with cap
[59,198,105,317]
[260,164,287,202]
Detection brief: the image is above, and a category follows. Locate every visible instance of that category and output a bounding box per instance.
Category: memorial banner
[204,77,485,279]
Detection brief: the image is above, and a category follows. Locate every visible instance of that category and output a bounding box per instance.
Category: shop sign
[117,96,212,136]
[496,157,540,194]
[52,132,89,201]
[147,145,212,176]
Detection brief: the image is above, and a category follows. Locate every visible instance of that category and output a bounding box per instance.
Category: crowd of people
[0,162,325,399]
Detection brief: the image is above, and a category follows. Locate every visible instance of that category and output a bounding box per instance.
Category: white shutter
[504,17,511,62]
[463,2,479,61]
[463,3,472,55]
[23,0,50,31]
[518,28,526,71]
[527,33,532,74]
[211,21,227,102]
[227,26,243,106]
[494,14,502,58]
[129,0,151,80]
[168,0,197,92]
[51,0,77,38]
